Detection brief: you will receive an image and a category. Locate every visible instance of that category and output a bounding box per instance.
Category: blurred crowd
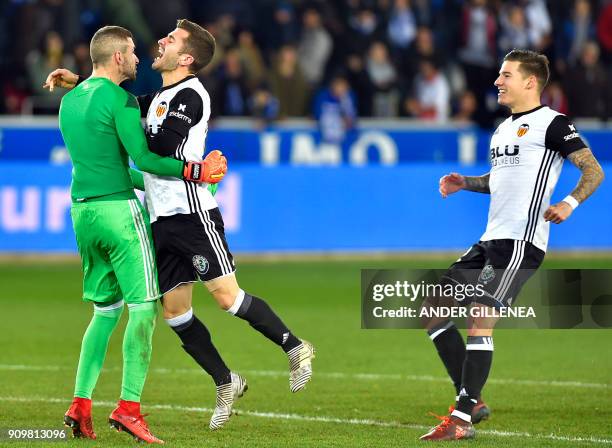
[1,0,612,131]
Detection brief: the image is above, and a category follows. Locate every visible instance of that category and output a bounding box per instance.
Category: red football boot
[108,400,164,444]
[64,397,96,439]
[419,413,475,441]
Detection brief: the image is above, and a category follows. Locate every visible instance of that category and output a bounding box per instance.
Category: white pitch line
[0,396,610,445]
[240,370,612,390]
[0,364,610,390]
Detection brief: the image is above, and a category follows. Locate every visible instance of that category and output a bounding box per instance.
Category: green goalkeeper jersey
[59,77,183,201]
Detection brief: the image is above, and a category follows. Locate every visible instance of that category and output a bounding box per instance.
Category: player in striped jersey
[420,49,604,441]
[46,19,314,431]
[144,20,313,430]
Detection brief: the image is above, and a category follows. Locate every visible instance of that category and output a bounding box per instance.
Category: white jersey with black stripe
[143,76,216,222]
[480,105,585,252]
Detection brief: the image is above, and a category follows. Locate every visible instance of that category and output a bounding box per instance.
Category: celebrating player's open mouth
[152,31,180,71]
[154,46,163,62]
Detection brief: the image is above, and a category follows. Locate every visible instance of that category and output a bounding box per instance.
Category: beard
[152,54,179,72]
[125,66,137,81]
[121,61,137,81]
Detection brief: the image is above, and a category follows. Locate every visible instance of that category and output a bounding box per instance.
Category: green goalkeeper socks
[121,301,157,402]
[74,302,123,399]
[73,301,157,401]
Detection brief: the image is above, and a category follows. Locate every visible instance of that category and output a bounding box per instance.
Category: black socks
[168,310,231,386]
[455,336,494,419]
[233,293,301,352]
[428,321,466,395]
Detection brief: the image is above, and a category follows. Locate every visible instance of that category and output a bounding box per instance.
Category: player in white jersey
[420,50,604,441]
[46,20,314,432]
[131,20,314,430]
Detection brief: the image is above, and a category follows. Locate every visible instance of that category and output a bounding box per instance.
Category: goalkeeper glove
[203,150,227,184]
[182,150,227,184]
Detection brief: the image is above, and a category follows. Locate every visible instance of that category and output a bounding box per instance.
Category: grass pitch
[0,256,610,447]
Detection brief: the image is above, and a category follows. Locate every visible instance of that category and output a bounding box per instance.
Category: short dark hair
[176,19,216,73]
[90,26,133,66]
[503,49,550,92]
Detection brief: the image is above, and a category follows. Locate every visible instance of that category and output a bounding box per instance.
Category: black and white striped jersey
[480,105,585,252]
[142,75,216,222]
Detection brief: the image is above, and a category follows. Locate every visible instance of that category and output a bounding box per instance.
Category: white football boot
[209,372,248,430]
[287,340,315,393]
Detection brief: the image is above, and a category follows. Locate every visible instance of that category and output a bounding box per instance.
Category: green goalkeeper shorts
[71,198,160,304]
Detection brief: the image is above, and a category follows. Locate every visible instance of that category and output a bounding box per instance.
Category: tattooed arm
[464,173,491,194]
[543,148,604,224]
[439,172,490,198]
[566,148,605,203]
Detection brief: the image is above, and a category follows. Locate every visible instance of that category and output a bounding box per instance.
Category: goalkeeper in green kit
[56,25,225,444]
